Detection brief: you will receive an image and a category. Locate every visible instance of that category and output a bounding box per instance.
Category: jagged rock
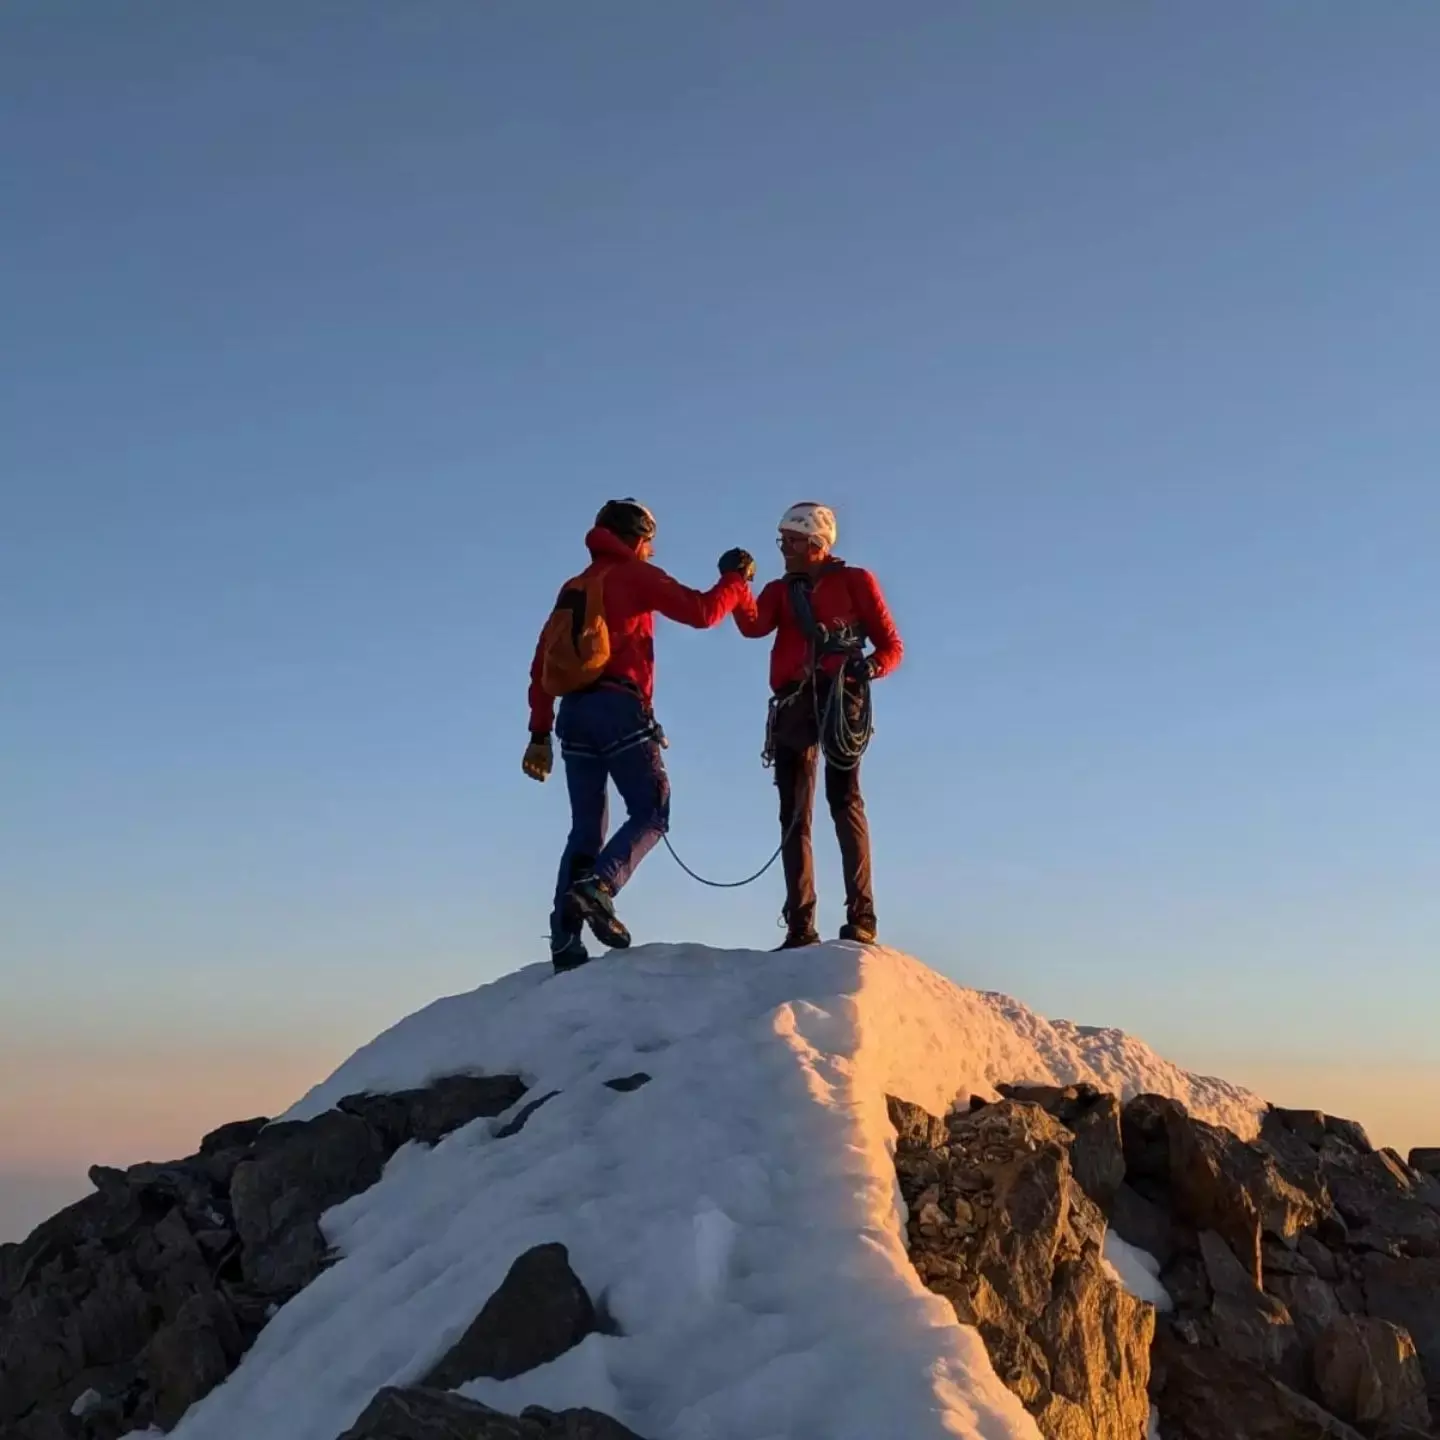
[200,1117,271,1155]
[1000,1084,1126,1211]
[422,1244,597,1389]
[1311,1315,1431,1435]
[338,1075,528,1149]
[1154,1333,1366,1439]
[141,1290,247,1429]
[1109,1182,1175,1268]
[335,1386,646,1439]
[1359,1255,1440,1411]
[1191,1230,1304,1385]
[1269,1109,1332,1150]
[1267,1273,1345,1347]
[1319,1145,1440,1260]
[1262,1236,1316,1277]
[893,1096,1153,1440]
[7,1412,73,1440]
[1160,1247,1213,1316]
[1299,1234,1343,1282]
[2,1072,528,1440]
[1122,1093,1186,1188]
[602,1074,651,1093]
[1328,1119,1375,1154]
[1213,1286,1304,1386]
[887,1095,947,1151]
[1197,1229,1253,1296]
[230,1110,390,1297]
[0,1202,214,1426]
[231,1073,530,1298]
[1410,1149,1440,1180]
[1167,1113,1323,1285]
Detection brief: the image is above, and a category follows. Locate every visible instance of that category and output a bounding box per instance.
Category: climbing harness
[785,571,876,773]
[659,570,875,889]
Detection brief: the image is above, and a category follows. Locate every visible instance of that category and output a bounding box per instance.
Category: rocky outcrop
[891,1088,1440,1440]
[1153,1334,1367,1440]
[1359,1256,1440,1416]
[997,1084,1126,1212]
[422,1244,598,1389]
[335,1386,646,1439]
[1312,1316,1431,1435]
[1136,1098,1439,1438]
[230,1109,393,1298]
[0,1073,525,1439]
[891,1095,1154,1440]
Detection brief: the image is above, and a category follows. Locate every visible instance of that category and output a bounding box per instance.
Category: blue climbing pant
[551,686,671,938]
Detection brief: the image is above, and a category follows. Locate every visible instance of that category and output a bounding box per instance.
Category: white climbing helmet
[777,502,838,549]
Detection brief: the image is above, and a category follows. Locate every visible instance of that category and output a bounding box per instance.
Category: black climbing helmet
[595,498,657,545]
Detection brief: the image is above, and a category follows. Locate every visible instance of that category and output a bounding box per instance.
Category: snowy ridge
[167,944,1261,1440]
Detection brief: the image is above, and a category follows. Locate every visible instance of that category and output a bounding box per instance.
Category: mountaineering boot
[564,876,632,950]
[551,932,591,974]
[774,902,820,951]
[774,927,821,951]
[838,921,877,945]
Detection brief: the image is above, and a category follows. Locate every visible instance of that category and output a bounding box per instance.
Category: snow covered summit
[167,942,1262,1440]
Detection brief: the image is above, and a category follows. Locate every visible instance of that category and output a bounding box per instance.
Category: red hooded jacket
[529,527,750,734]
[734,559,903,692]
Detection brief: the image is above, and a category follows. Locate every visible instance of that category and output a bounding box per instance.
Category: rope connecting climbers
[660,570,875,889]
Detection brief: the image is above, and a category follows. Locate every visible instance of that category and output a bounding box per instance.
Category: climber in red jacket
[733,503,903,948]
[525,499,756,969]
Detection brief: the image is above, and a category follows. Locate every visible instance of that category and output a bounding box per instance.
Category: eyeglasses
[776,533,814,552]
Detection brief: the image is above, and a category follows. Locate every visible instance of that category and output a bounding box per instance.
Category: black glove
[845,654,876,683]
[718,547,756,582]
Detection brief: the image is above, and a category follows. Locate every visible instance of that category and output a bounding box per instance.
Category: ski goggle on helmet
[777,502,837,550]
[595,498,657,545]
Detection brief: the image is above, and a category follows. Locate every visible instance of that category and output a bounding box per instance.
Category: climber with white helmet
[733,503,903,948]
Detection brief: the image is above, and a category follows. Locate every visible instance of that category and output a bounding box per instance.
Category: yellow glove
[522,735,553,782]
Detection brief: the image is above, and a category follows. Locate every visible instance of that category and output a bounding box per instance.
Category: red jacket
[734,559,903,693]
[529,527,750,734]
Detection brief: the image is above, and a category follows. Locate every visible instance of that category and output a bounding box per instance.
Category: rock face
[1154,1335,1367,1440]
[998,1085,1127,1212]
[335,1386,646,1440]
[891,1089,1440,1440]
[230,1109,393,1298]
[423,1244,598,1389]
[0,1073,525,1439]
[1312,1316,1431,1434]
[1132,1098,1439,1440]
[1359,1256,1440,1416]
[891,1095,1154,1440]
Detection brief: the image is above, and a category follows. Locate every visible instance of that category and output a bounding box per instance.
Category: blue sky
[4,3,1439,1227]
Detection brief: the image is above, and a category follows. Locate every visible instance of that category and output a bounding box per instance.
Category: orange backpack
[538,563,616,698]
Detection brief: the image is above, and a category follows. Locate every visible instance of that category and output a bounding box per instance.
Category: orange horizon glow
[0,1037,347,1173]
[3,1036,1436,1181]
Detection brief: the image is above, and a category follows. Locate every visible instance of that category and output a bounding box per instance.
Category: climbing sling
[762,571,876,773]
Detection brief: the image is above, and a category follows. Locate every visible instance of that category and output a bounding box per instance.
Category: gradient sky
[5,3,1440,1242]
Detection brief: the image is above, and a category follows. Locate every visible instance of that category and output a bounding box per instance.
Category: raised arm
[733,578,783,638]
[853,568,903,678]
[635,564,751,630]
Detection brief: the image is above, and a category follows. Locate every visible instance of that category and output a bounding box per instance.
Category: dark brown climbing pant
[770,682,874,936]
